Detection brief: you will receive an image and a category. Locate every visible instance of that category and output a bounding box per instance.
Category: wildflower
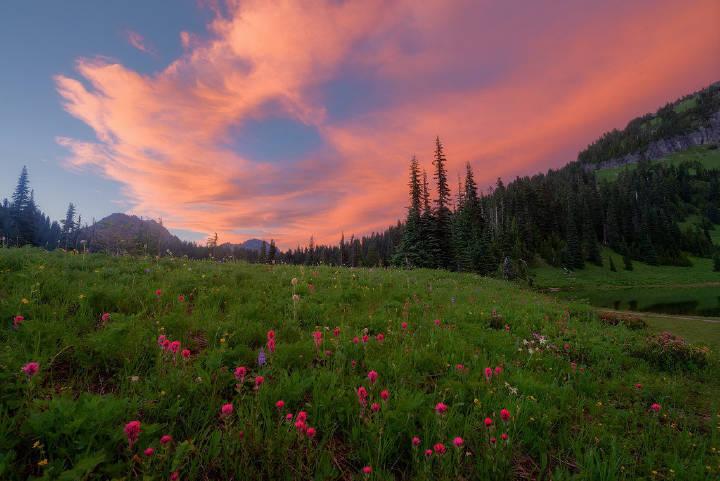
[484,367,493,381]
[292,294,300,302]
[371,402,381,412]
[257,348,267,366]
[160,434,173,445]
[181,349,191,359]
[291,277,298,286]
[234,366,247,383]
[424,449,433,457]
[435,402,448,414]
[484,417,493,427]
[285,413,294,421]
[155,289,162,297]
[500,408,511,422]
[380,389,390,401]
[635,383,643,390]
[162,339,171,350]
[376,333,384,342]
[455,364,464,371]
[295,420,306,433]
[13,315,24,328]
[276,400,285,409]
[325,349,332,357]
[124,420,141,448]
[333,327,340,337]
[220,403,234,417]
[38,459,48,467]
[169,341,181,354]
[255,375,265,388]
[504,324,510,331]
[490,437,497,445]
[357,386,368,406]
[501,433,508,441]
[353,336,360,344]
[401,321,408,330]
[144,447,155,457]
[157,335,167,346]
[434,319,441,327]
[22,361,39,377]
[362,466,372,475]
[433,443,446,455]
[351,360,357,368]
[494,366,503,376]
[267,337,276,353]
[650,403,662,413]
[267,329,275,340]
[170,471,179,481]
[453,437,464,448]
[178,295,185,302]
[306,427,316,438]
[312,331,322,348]
[362,334,369,343]
[412,436,421,447]
[297,411,308,422]
[101,312,111,322]
[367,370,378,384]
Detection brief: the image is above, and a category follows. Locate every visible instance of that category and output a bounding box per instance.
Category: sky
[1,0,718,248]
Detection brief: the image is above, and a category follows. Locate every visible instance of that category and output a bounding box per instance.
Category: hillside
[578,82,720,169]
[0,249,718,480]
[77,213,182,254]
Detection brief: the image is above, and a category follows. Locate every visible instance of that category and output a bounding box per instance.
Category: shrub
[637,331,709,370]
[598,311,646,330]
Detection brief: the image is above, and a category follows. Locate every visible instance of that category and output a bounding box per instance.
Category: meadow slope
[0,248,718,480]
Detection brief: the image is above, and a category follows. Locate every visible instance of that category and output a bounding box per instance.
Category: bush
[636,331,709,370]
[598,311,646,330]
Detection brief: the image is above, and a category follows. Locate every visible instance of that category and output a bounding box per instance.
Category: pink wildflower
[160,434,173,445]
[181,349,191,359]
[22,361,39,377]
[333,327,340,337]
[362,334,369,343]
[501,433,509,441]
[453,437,464,448]
[650,403,661,413]
[412,436,421,447]
[312,331,322,348]
[433,443,446,455]
[371,402,380,412]
[380,389,390,401]
[424,449,433,457]
[155,289,162,297]
[484,417,493,427]
[484,367,493,381]
[267,337,276,353]
[101,312,110,322]
[234,366,247,383]
[13,315,24,328]
[178,295,185,302]
[255,375,264,388]
[220,403,233,417]
[401,321,408,330]
[494,366,503,376]
[376,333,384,342]
[500,408,511,422]
[362,466,372,475]
[435,402,448,414]
[275,400,285,409]
[169,341,181,354]
[353,336,359,344]
[124,420,141,448]
[357,386,368,406]
[367,370,378,384]
[144,447,155,457]
[306,427,316,438]
[170,472,179,481]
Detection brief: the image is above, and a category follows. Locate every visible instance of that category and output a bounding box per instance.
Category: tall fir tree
[395,156,424,267]
[432,137,453,269]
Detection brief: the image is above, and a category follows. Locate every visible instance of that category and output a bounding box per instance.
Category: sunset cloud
[125,30,156,55]
[56,0,720,248]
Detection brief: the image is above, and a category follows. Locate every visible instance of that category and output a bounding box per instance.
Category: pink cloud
[56,0,720,248]
[125,30,156,55]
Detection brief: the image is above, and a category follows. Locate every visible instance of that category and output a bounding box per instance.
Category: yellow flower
[21,298,29,304]
[38,459,48,467]
[32,440,42,449]
[79,294,85,299]
[220,338,226,344]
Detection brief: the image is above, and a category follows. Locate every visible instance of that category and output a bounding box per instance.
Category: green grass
[1,248,719,480]
[641,315,720,351]
[595,145,720,182]
[533,248,719,289]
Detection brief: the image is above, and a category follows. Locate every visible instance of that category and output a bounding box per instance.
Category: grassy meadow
[1,248,719,480]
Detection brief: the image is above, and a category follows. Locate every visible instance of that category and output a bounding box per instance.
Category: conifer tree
[260,240,267,263]
[432,137,453,269]
[268,239,277,263]
[565,194,584,269]
[420,169,439,268]
[395,156,424,267]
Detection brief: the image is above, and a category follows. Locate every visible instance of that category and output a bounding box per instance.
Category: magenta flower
[181,349,191,359]
[453,436,464,448]
[650,403,661,413]
[500,408,511,422]
[435,402,448,414]
[433,442,446,455]
[234,366,247,383]
[160,434,173,445]
[220,403,233,417]
[144,447,155,457]
[124,420,141,448]
[412,436,421,447]
[484,367,493,381]
[367,370,378,384]
[380,389,390,401]
[312,330,322,348]
[13,315,24,328]
[21,361,39,377]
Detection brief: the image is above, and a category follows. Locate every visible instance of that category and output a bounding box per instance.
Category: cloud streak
[125,30,156,55]
[56,0,720,248]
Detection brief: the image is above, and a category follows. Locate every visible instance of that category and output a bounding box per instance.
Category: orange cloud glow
[56,0,720,248]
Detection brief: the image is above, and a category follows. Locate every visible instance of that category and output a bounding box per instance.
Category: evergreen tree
[420,170,439,268]
[268,239,277,263]
[432,137,453,269]
[564,194,584,269]
[260,240,267,263]
[623,251,634,271]
[609,255,617,272]
[61,203,76,249]
[10,166,33,245]
[395,156,424,267]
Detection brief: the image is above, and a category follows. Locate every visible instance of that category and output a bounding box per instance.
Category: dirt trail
[597,308,720,324]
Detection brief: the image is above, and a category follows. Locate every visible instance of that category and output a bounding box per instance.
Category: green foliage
[636,332,710,371]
